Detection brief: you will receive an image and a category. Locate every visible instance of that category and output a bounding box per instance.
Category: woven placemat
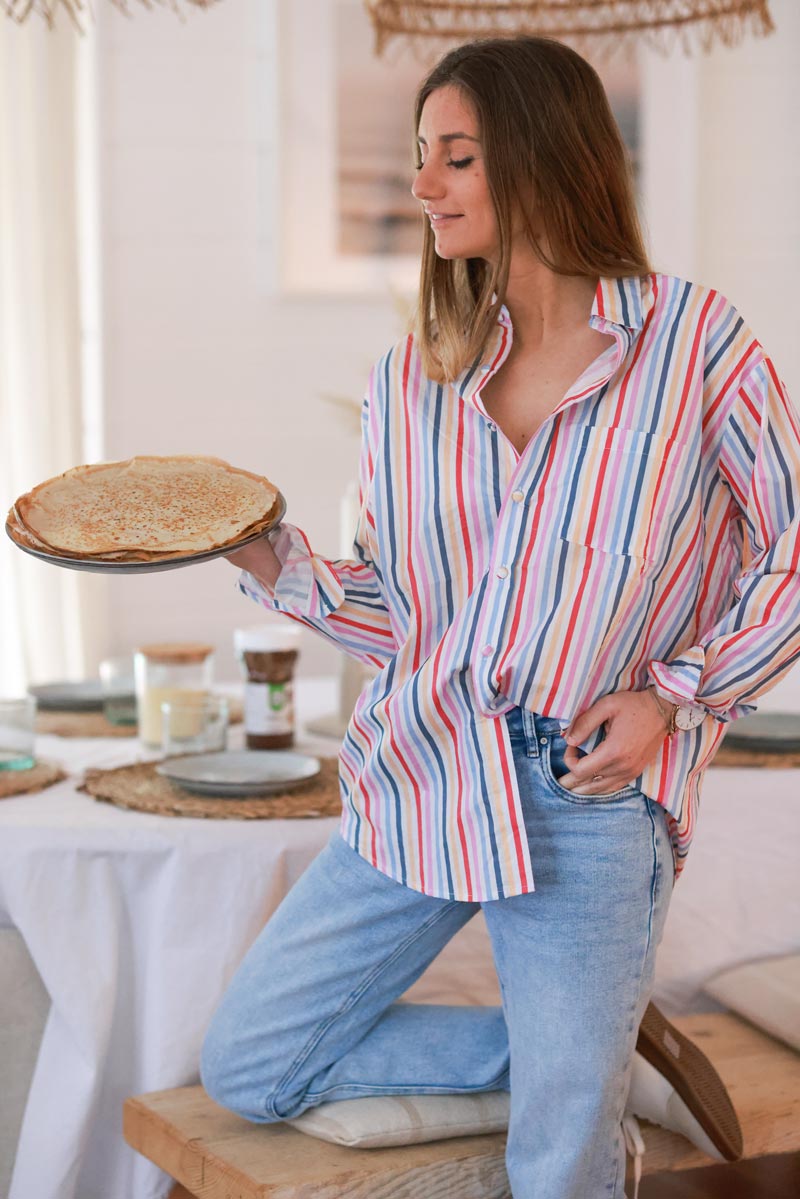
[80,756,342,819]
[712,743,800,769]
[37,711,139,738]
[37,697,244,739]
[0,760,67,799]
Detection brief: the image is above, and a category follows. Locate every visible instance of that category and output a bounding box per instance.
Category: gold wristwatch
[670,704,707,733]
[649,687,706,735]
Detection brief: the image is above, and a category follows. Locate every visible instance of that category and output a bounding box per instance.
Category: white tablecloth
[1,677,798,1199]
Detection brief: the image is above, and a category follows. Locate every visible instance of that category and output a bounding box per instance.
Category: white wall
[93,0,404,683]
[95,0,800,705]
[642,0,799,393]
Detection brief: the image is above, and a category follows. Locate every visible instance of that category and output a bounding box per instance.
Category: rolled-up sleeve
[649,353,800,721]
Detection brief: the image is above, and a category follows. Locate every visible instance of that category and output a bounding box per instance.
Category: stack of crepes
[6,455,282,564]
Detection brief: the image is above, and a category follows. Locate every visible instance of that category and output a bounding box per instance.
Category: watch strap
[647,686,675,735]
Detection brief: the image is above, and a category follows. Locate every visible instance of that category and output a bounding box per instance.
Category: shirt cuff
[647,658,756,723]
[238,522,345,620]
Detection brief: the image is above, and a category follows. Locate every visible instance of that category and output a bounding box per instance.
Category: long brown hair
[413,37,652,383]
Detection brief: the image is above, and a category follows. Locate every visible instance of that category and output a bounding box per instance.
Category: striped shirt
[241,274,800,900]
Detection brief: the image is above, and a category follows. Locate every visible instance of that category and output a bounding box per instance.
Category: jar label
[245,681,294,735]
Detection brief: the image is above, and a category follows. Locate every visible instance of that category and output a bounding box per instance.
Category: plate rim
[724,713,800,741]
[28,679,119,712]
[5,492,286,574]
[155,749,321,788]
[29,680,106,697]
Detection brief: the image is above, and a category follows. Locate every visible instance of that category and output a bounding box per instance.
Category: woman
[202,37,800,1197]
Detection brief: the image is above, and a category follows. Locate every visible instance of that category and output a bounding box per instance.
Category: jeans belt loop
[521,708,541,758]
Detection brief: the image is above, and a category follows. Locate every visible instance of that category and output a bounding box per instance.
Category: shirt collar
[496,275,648,332]
[454,274,648,401]
[591,275,647,331]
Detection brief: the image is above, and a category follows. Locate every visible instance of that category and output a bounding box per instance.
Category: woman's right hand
[224,535,282,591]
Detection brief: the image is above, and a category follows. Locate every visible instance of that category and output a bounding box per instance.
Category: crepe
[11,455,281,561]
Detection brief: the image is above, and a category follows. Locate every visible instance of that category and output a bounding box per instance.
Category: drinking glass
[99,656,137,726]
[161,694,228,756]
[0,697,37,770]
[135,644,214,749]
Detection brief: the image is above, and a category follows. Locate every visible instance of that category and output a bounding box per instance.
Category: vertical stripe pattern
[240,274,800,900]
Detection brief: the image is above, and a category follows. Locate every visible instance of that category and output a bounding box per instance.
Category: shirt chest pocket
[558,425,686,564]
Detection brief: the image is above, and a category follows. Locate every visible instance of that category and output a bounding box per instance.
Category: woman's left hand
[557,690,669,796]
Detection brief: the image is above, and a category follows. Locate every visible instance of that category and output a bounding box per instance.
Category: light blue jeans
[201,708,674,1198]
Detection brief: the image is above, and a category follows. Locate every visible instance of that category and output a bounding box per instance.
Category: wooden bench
[123,1012,800,1199]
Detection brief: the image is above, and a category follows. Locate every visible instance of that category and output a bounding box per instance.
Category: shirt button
[540,737,548,745]
[487,421,497,431]
[496,566,509,579]
[481,364,491,373]
[481,644,494,657]
[511,490,524,503]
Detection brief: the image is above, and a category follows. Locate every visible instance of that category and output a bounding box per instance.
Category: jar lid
[234,623,302,654]
[136,642,214,664]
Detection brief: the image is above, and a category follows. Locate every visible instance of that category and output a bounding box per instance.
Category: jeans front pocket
[542,732,640,805]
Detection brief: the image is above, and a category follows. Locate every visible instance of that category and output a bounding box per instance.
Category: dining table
[1,677,798,1199]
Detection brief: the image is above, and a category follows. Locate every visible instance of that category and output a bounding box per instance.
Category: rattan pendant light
[365,1,774,55]
[2,0,216,30]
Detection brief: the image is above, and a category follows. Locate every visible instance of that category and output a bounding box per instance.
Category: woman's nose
[411,159,444,202]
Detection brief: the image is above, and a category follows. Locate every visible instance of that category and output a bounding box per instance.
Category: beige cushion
[703,953,800,1052]
[288,1091,510,1148]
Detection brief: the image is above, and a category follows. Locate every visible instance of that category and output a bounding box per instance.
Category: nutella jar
[234,623,302,749]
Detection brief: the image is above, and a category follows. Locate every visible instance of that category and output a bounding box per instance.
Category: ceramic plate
[723,712,800,753]
[29,680,109,711]
[5,493,285,575]
[156,750,321,797]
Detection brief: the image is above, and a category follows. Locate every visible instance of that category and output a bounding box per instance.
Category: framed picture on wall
[279,0,641,296]
[280,0,424,295]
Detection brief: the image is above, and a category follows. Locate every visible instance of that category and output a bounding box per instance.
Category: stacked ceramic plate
[156,751,321,797]
[722,712,800,753]
[29,681,107,711]
[5,455,284,574]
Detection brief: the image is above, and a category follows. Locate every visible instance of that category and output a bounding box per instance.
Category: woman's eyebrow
[416,133,481,146]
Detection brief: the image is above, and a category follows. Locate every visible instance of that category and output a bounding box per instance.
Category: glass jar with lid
[234,623,302,749]
[134,642,214,749]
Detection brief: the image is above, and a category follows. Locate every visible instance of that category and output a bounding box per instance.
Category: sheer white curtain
[0,18,106,696]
